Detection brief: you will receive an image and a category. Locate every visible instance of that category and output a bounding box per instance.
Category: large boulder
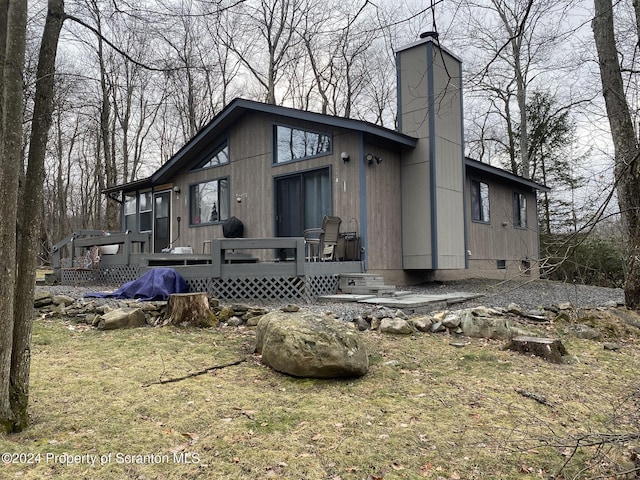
[94,307,147,330]
[459,309,514,340]
[256,310,368,378]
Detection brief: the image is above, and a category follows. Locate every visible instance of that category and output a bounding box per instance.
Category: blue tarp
[85,268,190,301]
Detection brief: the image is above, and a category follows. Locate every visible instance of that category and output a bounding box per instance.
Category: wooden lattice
[95,265,139,285]
[304,274,340,300]
[60,264,339,301]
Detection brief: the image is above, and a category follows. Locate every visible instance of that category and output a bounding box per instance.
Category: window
[470,180,490,222]
[192,142,229,170]
[190,178,230,225]
[124,193,137,232]
[513,192,527,228]
[139,191,153,232]
[275,125,331,164]
[497,259,506,270]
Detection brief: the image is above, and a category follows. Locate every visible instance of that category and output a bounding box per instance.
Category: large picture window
[513,192,527,228]
[275,125,331,164]
[192,142,229,170]
[190,178,230,225]
[470,180,490,223]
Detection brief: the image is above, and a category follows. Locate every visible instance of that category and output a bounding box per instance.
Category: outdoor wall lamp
[236,193,247,203]
[173,186,181,194]
[341,151,350,163]
[365,153,383,165]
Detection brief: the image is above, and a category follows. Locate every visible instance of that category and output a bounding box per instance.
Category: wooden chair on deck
[63,245,101,285]
[303,216,342,261]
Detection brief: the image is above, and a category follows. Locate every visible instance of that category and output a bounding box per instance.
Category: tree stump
[164,293,217,327]
[506,336,568,363]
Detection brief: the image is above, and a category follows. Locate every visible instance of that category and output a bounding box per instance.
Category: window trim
[188,176,230,227]
[190,140,230,172]
[470,179,490,224]
[273,123,332,165]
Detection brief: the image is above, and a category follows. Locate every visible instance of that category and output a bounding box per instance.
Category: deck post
[295,238,305,276]
[211,239,223,277]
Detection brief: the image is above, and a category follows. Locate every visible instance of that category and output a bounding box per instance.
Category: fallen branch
[142,357,247,387]
[515,388,553,407]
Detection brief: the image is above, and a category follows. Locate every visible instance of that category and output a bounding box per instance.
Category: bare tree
[224,0,305,105]
[592,0,640,308]
[0,0,63,433]
[450,0,578,178]
[0,0,27,434]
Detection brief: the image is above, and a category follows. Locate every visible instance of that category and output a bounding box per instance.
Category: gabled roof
[465,157,550,192]
[105,98,417,193]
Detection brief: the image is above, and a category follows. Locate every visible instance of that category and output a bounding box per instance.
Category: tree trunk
[164,293,217,327]
[592,0,640,309]
[11,0,64,432]
[0,0,27,434]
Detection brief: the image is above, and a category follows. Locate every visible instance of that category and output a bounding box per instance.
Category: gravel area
[39,277,626,319]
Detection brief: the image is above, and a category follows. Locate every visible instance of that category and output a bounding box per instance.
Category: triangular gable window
[192,142,229,170]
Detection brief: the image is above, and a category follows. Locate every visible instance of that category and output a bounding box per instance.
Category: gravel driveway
[42,277,625,319]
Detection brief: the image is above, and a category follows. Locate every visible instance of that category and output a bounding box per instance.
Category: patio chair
[62,245,101,285]
[303,215,342,261]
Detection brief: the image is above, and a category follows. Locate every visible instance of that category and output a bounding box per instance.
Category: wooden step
[341,285,397,295]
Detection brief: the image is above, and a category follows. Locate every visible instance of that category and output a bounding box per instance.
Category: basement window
[497,259,506,270]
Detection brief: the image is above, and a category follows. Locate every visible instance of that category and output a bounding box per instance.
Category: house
[89,33,548,292]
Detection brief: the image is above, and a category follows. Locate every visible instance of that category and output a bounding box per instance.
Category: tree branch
[142,357,247,387]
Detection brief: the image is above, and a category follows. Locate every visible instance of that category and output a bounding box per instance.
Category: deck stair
[338,273,397,296]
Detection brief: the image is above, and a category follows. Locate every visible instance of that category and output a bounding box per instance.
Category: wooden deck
[52,232,363,300]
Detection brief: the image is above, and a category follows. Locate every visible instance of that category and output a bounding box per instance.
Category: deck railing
[52,231,363,300]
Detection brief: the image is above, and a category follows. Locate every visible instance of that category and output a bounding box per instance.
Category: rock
[52,295,75,306]
[370,317,381,331]
[256,310,368,378]
[230,303,251,313]
[568,324,601,340]
[460,309,513,340]
[353,316,370,331]
[34,290,53,308]
[96,308,146,330]
[245,316,262,327]
[433,311,447,322]
[441,313,461,329]
[603,342,620,351]
[523,310,549,322]
[471,306,499,317]
[226,316,243,327]
[280,304,300,313]
[610,308,640,329]
[430,321,446,333]
[507,303,523,315]
[557,302,572,310]
[394,309,408,320]
[409,316,433,333]
[379,318,413,334]
[217,306,235,322]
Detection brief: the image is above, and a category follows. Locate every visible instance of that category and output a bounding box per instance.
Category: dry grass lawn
[1,314,639,479]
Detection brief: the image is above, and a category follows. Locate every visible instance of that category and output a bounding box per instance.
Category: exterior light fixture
[341,151,350,163]
[365,153,383,165]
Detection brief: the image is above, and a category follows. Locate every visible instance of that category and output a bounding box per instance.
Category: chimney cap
[419,31,439,41]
